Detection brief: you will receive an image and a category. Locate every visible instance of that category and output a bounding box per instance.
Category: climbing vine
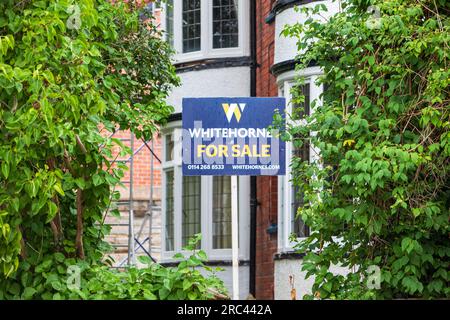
[281,0,449,299]
[0,0,226,300]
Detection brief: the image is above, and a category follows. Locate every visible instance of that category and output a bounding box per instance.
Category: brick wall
[255,176,278,299]
[256,0,278,98]
[255,0,279,300]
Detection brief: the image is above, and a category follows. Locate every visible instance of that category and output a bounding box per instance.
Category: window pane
[213,176,232,249]
[165,134,174,161]
[291,186,309,238]
[182,176,201,247]
[166,0,174,47]
[292,84,310,120]
[213,0,239,49]
[165,170,175,251]
[292,84,310,238]
[182,0,201,53]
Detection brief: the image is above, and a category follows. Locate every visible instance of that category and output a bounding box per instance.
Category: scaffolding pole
[128,132,136,265]
[148,139,154,256]
[107,131,161,268]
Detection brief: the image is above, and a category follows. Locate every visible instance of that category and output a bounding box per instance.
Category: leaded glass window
[182,176,201,247]
[212,0,239,49]
[182,0,201,53]
[165,134,174,162]
[213,176,232,249]
[165,170,175,251]
[291,84,310,238]
[166,0,174,47]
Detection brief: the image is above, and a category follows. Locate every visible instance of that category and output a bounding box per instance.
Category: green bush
[0,0,228,301]
[0,235,228,300]
[280,0,449,299]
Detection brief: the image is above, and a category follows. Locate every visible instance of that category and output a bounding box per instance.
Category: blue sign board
[182,97,286,176]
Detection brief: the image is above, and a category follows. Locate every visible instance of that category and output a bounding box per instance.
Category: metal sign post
[182,97,286,300]
[231,175,239,300]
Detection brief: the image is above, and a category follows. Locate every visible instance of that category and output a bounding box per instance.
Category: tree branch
[75,188,85,259]
[76,135,87,155]
[18,226,27,259]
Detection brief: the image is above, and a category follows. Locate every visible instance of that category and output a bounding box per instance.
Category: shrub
[0,235,228,300]
[0,0,227,301]
[281,0,449,299]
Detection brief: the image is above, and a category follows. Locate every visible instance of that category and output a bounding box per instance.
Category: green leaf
[401,237,413,253]
[392,256,409,272]
[51,281,63,291]
[2,223,10,239]
[1,162,10,179]
[197,250,208,261]
[22,287,37,299]
[11,198,20,212]
[35,259,52,273]
[172,253,184,260]
[137,255,152,265]
[143,291,157,300]
[25,180,38,198]
[53,293,62,300]
[54,252,65,263]
[46,201,58,223]
[54,184,65,196]
[401,276,423,294]
[158,287,170,300]
[183,278,193,291]
[92,174,102,186]
[21,272,29,287]
[74,178,86,190]
[163,278,172,291]
[8,283,20,296]
[322,281,333,293]
[187,291,198,300]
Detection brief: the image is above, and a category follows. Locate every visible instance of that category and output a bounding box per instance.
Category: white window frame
[161,121,250,262]
[277,67,323,253]
[161,0,174,47]
[161,0,250,64]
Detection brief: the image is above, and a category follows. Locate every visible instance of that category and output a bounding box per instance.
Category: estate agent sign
[182,97,285,300]
[182,97,286,176]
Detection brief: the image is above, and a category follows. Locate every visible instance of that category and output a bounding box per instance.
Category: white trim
[173,164,182,253]
[164,0,250,64]
[277,70,323,253]
[161,167,174,254]
[275,66,323,86]
[160,0,173,45]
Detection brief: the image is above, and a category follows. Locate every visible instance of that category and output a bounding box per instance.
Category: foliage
[0,0,188,300]
[281,0,449,299]
[0,234,227,300]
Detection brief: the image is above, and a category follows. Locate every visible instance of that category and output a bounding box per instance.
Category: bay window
[278,69,323,252]
[291,84,311,238]
[161,124,249,261]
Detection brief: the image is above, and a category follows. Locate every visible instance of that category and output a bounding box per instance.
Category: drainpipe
[249,0,258,298]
